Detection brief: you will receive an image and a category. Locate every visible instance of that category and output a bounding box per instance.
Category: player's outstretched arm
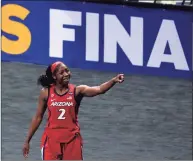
[76,74,124,97]
[22,88,48,159]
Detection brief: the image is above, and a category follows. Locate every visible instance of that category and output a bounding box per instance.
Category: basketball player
[22,61,124,160]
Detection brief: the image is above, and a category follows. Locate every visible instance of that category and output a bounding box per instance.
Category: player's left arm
[76,74,124,97]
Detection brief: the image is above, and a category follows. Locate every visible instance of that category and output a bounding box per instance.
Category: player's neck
[55,83,68,91]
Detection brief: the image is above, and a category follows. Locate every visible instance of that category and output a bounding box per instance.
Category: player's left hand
[114,74,124,83]
[23,142,30,159]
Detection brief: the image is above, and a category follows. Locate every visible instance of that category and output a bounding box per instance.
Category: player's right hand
[113,74,124,83]
[23,142,30,159]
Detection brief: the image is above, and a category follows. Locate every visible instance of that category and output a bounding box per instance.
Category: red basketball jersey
[43,84,81,143]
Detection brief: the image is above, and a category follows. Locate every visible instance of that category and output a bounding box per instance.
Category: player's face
[55,64,71,85]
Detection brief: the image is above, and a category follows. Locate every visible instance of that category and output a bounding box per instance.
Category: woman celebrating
[23,61,124,160]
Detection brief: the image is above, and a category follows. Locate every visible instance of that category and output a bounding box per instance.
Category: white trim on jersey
[41,147,44,160]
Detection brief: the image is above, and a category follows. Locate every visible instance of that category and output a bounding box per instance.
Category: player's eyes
[59,71,64,75]
[58,69,69,75]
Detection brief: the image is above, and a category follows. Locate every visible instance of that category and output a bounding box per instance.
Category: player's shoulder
[69,83,81,91]
[76,84,89,89]
[41,87,49,92]
[40,87,49,97]
[74,84,89,96]
[69,83,89,96]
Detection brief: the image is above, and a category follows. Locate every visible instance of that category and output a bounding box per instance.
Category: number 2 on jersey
[58,109,66,119]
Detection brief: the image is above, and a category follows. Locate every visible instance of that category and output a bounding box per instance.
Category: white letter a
[147,20,189,71]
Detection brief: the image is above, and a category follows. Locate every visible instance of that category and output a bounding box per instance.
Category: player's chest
[47,95,75,108]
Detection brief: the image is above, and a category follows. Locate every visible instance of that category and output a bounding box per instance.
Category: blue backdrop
[1,1,192,79]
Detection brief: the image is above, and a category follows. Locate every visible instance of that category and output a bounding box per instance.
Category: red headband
[51,61,63,73]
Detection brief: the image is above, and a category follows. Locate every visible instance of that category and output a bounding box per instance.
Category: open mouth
[63,77,69,81]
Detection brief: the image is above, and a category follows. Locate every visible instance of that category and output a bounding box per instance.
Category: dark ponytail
[37,65,55,87]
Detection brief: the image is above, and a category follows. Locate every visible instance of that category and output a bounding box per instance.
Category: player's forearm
[99,77,116,94]
[25,116,42,143]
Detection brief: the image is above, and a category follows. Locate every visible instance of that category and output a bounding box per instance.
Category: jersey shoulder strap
[68,83,76,93]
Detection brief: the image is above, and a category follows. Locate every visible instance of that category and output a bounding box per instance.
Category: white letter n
[104,15,143,66]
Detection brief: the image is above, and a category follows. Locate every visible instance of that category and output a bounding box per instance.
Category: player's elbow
[33,115,43,123]
[99,88,106,94]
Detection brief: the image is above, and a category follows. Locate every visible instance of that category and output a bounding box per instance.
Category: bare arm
[76,74,124,97]
[24,88,48,144]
